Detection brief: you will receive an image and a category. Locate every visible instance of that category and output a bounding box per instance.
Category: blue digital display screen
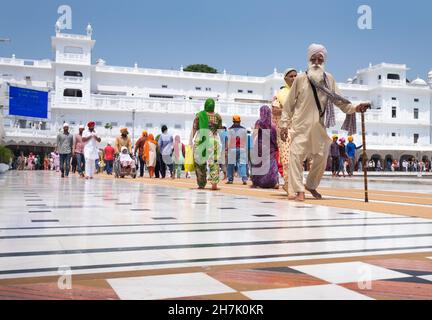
[9,86,48,119]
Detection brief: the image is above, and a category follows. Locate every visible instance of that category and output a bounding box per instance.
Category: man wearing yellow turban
[330,135,340,177]
[346,136,362,176]
[115,128,132,154]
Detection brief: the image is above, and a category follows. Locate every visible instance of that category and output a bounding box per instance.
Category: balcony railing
[56,53,90,64]
[3,123,194,141]
[55,33,91,40]
[377,79,405,87]
[4,127,56,138]
[338,83,369,90]
[53,94,262,117]
[335,110,383,123]
[63,76,84,83]
[95,65,265,83]
[0,57,52,68]
[59,97,84,104]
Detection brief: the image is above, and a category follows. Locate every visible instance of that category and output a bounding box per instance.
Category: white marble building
[1,24,431,163]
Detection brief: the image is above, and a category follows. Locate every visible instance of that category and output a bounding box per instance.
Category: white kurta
[147,143,157,167]
[83,130,100,160]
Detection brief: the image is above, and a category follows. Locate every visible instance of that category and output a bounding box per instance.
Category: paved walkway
[0,171,431,300]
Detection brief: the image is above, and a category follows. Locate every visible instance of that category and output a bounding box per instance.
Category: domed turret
[411,77,428,86]
[428,70,432,87]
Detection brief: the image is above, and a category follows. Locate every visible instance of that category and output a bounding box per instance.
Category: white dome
[411,77,428,86]
[428,70,432,79]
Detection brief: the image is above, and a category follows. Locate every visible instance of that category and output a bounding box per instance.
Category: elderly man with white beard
[280,44,370,202]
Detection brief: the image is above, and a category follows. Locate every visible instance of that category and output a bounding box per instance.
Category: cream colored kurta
[279,72,357,194]
[279,73,357,156]
[146,143,157,167]
[273,85,292,186]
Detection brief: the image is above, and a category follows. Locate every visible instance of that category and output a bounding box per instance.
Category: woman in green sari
[189,98,223,190]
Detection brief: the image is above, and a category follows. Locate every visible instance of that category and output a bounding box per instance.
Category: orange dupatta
[144,134,157,161]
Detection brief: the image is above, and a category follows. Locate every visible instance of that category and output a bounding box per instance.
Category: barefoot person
[273,68,297,193]
[280,44,370,201]
[226,115,248,185]
[82,121,101,179]
[72,124,86,178]
[134,131,148,178]
[144,134,158,178]
[189,98,222,190]
[56,123,73,178]
[251,105,279,189]
[346,136,362,176]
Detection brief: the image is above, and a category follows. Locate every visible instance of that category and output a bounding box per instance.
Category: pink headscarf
[308,43,327,61]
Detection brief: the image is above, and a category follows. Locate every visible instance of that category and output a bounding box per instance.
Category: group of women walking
[189,67,297,192]
[189,68,297,191]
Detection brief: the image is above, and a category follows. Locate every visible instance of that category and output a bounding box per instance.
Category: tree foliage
[0,145,13,164]
[183,64,218,74]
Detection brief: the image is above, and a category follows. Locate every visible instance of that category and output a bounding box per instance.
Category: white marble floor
[0,171,432,280]
[242,284,374,300]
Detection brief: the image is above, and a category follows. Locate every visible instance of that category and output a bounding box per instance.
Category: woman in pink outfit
[27,153,35,170]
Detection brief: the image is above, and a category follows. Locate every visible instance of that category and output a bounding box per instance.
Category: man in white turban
[280,43,370,201]
[308,43,327,62]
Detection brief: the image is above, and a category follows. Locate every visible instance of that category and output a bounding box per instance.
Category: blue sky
[0,0,430,81]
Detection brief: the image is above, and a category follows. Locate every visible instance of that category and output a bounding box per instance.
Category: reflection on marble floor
[0,171,431,300]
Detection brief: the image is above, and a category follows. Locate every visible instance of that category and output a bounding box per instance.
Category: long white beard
[308,62,325,84]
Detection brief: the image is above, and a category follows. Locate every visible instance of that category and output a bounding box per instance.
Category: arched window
[63,89,83,97]
[64,71,83,77]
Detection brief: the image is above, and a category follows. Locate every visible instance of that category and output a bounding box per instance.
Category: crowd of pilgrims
[11,98,430,189]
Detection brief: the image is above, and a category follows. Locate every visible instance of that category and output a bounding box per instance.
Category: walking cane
[361,106,371,203]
